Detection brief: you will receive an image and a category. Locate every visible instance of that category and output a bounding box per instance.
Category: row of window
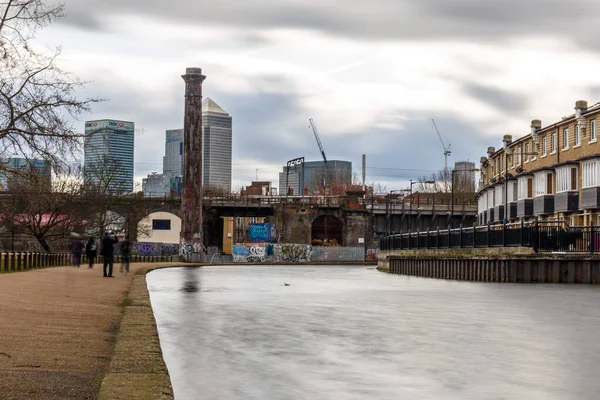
[483,159,600,206]
[490,119,598,175]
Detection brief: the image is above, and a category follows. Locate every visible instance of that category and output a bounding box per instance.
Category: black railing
[380,221,599,253]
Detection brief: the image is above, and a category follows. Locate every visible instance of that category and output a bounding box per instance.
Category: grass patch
[120,298,132,307]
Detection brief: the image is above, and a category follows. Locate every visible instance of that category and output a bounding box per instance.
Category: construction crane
[431,118,451,172]
[309,118,329,189]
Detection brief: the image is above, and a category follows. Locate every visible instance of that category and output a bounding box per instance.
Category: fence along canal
[379,221,600,284]
[380,220,600,253]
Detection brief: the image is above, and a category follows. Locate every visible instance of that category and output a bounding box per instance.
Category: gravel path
[0,262,182,400]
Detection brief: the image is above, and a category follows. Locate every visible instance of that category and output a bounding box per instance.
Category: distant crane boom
[309,118,328,167]
[431,118,451,172]
[309,118,329,190]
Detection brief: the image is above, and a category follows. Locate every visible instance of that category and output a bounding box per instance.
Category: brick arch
[311,214,344,246]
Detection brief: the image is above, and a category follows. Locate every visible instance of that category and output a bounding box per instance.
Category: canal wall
[231,244,378,263]
[378,248,600,283]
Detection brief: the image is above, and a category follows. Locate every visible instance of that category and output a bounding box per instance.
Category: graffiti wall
[366,249,379,261]
[248,223,276,243]
[311,247,365,262]
[232,243,311,263]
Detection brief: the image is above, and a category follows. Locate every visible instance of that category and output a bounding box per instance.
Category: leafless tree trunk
[0,0,98,168]
[0,167,83,252]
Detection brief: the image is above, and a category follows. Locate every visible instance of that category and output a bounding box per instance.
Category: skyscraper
[202,98,232,190]
[0,158,51,192]
[84,119,135,194]
[278,160,352,195]
[163,129,183,176]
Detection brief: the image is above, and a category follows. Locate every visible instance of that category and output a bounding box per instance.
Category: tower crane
[309,118,329,190]
[431,118,451,172]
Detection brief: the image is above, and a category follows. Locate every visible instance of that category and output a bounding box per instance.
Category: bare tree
[78,156,132,237]
[0,167,82,252]
[0,0,98,168]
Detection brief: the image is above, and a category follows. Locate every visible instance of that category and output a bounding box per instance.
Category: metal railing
[380,221,600,253]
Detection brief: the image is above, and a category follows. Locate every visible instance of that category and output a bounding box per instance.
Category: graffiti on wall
[366,249,379,261]
[181,238,192,256]
[311,247,364,261]
[136,242,158,256]
[248,223,276,243]
[277,244,311,262]
[232,243,311,263]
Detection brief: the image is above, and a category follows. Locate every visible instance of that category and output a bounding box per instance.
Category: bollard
[2,253,6,273]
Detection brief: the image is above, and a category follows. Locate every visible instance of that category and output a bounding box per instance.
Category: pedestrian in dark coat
[120,239,131,273]
[85,237,97,268]
[101,232,118,277]
[71,239,83,267]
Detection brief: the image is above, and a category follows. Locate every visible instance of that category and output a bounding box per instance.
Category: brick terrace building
[477,100,600,226]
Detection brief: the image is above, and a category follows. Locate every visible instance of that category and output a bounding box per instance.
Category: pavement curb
[98,264,187,400]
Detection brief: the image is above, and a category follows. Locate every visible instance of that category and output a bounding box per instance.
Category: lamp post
[451,168,480,228]
[409,180,435,231]
[388,190,403,233]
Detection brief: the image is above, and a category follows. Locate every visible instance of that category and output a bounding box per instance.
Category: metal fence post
[591,221,595,254]
[472,223,477,248]
[426,229,430,249]
[399,232,402,250]
[487,222,490,248]
[502,221,507,247]
[447,225,451,249]
[459,224,463,248]
[437,227,440,249]
[520,219,524,246]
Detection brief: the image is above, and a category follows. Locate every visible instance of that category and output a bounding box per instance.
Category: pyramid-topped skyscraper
[202,97,232,191]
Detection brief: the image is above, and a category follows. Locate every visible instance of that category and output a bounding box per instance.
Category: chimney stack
[487,147,496,157]
[575,100,588,120]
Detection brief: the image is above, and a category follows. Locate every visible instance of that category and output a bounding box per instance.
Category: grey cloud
[60,0,600,49]
[80,69,501,188]
[463,83,528,113]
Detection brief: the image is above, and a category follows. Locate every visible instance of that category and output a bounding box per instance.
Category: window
[563,128,569,149]
[592,120,598,142]
[542,136,547,156]
[556,166,577,192]
[494,185,504,206]
[152,219,172,230]
[507,181,518,202]
[576,125,581,146]
[525,144,530,162]
[517,147,522,165]
[551,132,557,153]
[534,172,553,196]
[487,190,494,209]
[582,159,600,188]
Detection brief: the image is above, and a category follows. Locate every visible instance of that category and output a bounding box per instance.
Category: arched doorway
[311,215,343,246]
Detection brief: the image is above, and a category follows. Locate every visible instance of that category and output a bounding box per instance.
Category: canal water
[147,265,600,400]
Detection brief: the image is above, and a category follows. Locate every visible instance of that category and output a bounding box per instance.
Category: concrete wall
[379,248,600,283]
[138,212,181,244]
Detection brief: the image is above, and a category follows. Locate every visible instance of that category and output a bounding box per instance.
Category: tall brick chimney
[181,67,206,261]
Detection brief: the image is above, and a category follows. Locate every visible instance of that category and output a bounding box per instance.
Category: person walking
[120,239,131,273]
[101,232,118,278]
[85,237,97,268]
[71,238,83,267]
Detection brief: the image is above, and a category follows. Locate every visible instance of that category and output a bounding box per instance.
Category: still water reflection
[147,265,600,400]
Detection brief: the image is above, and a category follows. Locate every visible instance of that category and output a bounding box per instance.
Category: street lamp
[387,190,404,233]
[409,180,435,231]
[451,168,480,228]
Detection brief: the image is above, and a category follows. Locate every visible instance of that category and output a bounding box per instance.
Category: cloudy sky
[38,0,600,192]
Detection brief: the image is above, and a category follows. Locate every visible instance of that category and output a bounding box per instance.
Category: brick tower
[181,67,206,261]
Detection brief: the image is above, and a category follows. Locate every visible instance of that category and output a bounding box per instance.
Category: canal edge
[98,265,187,400]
